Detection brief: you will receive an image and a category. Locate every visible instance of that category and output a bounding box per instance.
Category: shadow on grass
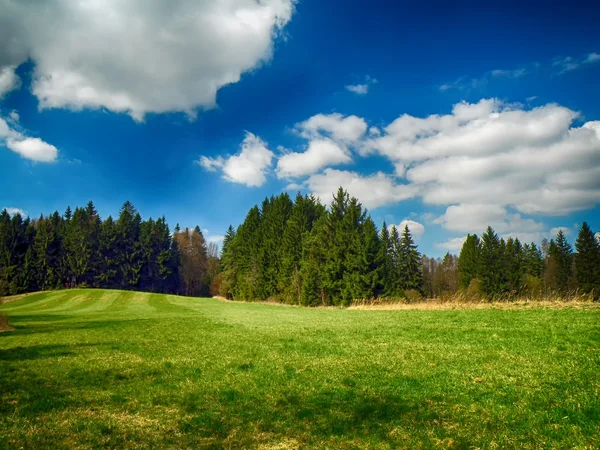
[0,343,105,361]
[1,315,157,337]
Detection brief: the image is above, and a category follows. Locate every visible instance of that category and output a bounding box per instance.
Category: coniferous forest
[1,188,599,303]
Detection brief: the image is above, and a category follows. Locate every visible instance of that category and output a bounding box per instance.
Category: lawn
[1,290,599,449]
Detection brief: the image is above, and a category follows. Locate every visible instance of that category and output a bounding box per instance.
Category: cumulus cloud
[345,84,369,95]
[0,0,296,120]
[435,236,467,251]
[390,219,425,239]
[297,113,367,144]
[276,138,352,178]
[6,138,58,163]
[363,99,600,217]
[0,66,20,98]
[1,115,59,162]
[198,132,273,187]
[306,168,418,210]
[3,207,27,217]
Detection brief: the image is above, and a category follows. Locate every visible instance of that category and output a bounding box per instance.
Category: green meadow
[1,290,599,449]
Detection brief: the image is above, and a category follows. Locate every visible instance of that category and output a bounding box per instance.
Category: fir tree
[552,230,573,293]
[478,226,506,298]
[399,224,423,293]
[575,222,600,298]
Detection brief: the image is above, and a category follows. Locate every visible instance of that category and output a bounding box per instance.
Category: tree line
[453,224,600,299]
[217,188,600,303]
[2,188,599,302]
[0,201,219,297]
[217,188,425,306]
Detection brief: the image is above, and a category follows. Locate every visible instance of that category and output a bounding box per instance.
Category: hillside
[1,289,599,448]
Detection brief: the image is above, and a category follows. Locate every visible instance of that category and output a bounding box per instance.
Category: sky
[1,0,599,256]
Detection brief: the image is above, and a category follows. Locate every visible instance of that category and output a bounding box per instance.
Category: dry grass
[349,300,599,310]
[350,291,599,310]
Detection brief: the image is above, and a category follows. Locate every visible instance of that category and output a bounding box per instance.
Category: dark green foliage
[399,225,424,294]
[477,227,508,298]
[457,234,480,289]
[551,230,574,293]
[220,188,425,305]
[0,202,183,296]
[575,222,600,298]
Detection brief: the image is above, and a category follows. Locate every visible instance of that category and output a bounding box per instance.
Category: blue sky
[1,0,599,256]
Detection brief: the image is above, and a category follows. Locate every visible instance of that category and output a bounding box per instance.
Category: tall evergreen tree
[399,225,423,294]
[574,222,600,298]
[552,230,573,293]
[458,235,480,290]
[478,226,506,298]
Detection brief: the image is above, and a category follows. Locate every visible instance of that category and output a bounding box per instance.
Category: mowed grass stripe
[2,291,72,313]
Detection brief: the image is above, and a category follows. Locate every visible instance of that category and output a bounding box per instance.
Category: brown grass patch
[349,299,599,311]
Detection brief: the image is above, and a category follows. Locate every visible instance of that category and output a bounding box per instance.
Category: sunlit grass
[1,289,599,448]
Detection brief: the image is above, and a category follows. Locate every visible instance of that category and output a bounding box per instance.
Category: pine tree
[553,230,573,293]
[375,222,393,297]
[116,201,142,289]
[575,222,600,298]
[458,234,480,289]
[479,226,506,298]
[399,224,423,294]
[388,225,404,297]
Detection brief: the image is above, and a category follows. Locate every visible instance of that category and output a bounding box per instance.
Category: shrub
[404,289,423,304]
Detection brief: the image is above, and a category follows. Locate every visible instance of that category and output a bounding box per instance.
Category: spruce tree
[553,230,573,293]
[575,222,600,298]
[458,234,480,289]
[478,226,506,298]
[399,224,423,294]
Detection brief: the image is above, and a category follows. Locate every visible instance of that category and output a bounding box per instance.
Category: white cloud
[491,68,528,78]
[276,138,351,178]
[586,53,600,63]
[368,126,381,136]
[549,226,571,237]
[8,110,19,122]
[554,52,600,74]
[198,155,225,172]
[3,207,27,217]
[553,56,580,73]
[0,66,20,98]
[390,219,425,239]
[363,99,600,216]
[198,132,273,187]
[0,0,295,120]
[435,236,467,251]
[206,234,225,245]
[6,137,58,163]
[345,75,377,95]
[433,204,545,235]
[345,84,369,95]
[297,113,367,144]
[1,114,59,162]
[595,232,600,243]
[306,168,418,210]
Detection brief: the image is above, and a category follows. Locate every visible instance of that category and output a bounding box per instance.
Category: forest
[1,188,599,303]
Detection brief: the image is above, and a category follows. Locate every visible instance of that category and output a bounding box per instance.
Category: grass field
[1,290,599,449]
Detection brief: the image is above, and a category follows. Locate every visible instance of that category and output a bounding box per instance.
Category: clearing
[1,289,599,448]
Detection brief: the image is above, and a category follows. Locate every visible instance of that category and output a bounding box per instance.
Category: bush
[522,275,542,298]
[466,278,483,300]
[404,289,423,304]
